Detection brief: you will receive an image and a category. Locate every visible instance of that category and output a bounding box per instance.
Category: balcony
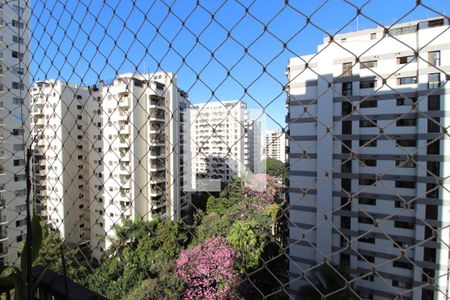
[117,138,130,149]
[0,226,7,242]
[149,124,163,133]
[118,96,130,108]
[32,96,46,106]
[149,95,164,107]
[32,119,46,127]
[149,162,165,171]
[119,151,130,161]
[117,111,128,121]
[149,175,165,184]
[0,215,6,225]
[31,107,44,116]
[119,125,130,135]
[149,110,165,122]
[119,176,131,188]
[0,198,5,209]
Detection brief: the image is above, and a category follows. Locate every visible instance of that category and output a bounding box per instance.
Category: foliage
[227,220,265,273]
[261,158,286,178]
[176,237,239,300]
[124,276,184,300]
[36,222,89,284]
[87,219,189,300]
[298,263,355,300]
[0,210,46,300]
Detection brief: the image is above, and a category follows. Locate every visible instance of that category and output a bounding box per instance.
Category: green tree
[298,263,355,300]
[261,158,286,178]
[87,219,189,300]
[36,222,89,284]
[227,220,265,273]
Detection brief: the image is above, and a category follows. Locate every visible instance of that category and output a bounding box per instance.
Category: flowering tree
[176,237,239,299]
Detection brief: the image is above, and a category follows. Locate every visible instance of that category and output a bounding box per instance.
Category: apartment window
[360,119,377,127]
[396,118,416,127]
[342,82,352,96]
[77,105,82,110]
[393,240,412,248]
[423,248,436,263]
[342,62,353,77]
[340,253,350,267]
[12,51,24,59]
[341,197,351,211]
[392,280,412,289]
[396,159,416,168]
[361,159,376,166]
[359,236,375,244]
[14,175,26,182]
[396,139,416,147]
[13,159,25,166]
[428,18,444,27]
[12,129,24,136]
[360,79,376,89]
[398,76,417,85]
[370,33,377,40]
[394,221,414,230]
[395,198,415,209]
[359,178,376,186]
[427,183,438,199]
[428,117,440,133]
[13,97,24,105]
[428,51,440,66]
[342,102,352,115]
[77,115,82,120]
[390,25,416,36]
[357,254,375,263]
[393,260,413,270]
[428,73,440,89]
[428,95,440,111]
[359,139,377,147]
[395,180,416,189]
[359,198,376,205]
[13,144,24,151]
[360,60,377,69]
[12,4,25,14]
[342,140,352,153]
[359,100,377,108]
[427,140,439,155]
[396,96,417,106]
[341,160,352,173]
[341,216,351,229]
[422,268,435,283]
[342,121,352,134]
[12,82,24,90]
[342,179,351,193]
[397,55,416,64]
[12,35,24,44]
[425,205,438,220]
[12,20,24,29]
[358,215,374,225]
[16,219,27,227]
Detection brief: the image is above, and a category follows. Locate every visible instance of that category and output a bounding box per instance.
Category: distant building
[286,17,450,300]
[263,130,286,163]
[187,100,260,191]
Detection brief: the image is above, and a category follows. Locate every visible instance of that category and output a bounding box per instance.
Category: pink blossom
[176,237,239,299]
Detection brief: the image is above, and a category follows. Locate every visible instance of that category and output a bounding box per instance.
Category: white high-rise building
[88,72,190,257]
[263,130,286,163]
[30,81,93,248]
[187,100,260,190]
[0,1,30,265]
[287,18,449,300]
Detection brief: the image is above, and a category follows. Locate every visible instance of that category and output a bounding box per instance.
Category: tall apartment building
[30,81,93,247]
[263,130,286,163]
[187,100,260,191]
[88,72,190,257]
[0,1,30,265]
[287,18,449,300]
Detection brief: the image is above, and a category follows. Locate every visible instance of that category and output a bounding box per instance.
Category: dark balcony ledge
[32,265,107,300]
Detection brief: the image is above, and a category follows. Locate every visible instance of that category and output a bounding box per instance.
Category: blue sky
[29,0,449,130]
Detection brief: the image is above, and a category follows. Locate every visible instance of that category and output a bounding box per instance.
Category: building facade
[0,1,30,265]
[88,72,190,257]
[263,130,286,163]
[30,81,92,247]
[287,18,450,300]
[187,100,260,191]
